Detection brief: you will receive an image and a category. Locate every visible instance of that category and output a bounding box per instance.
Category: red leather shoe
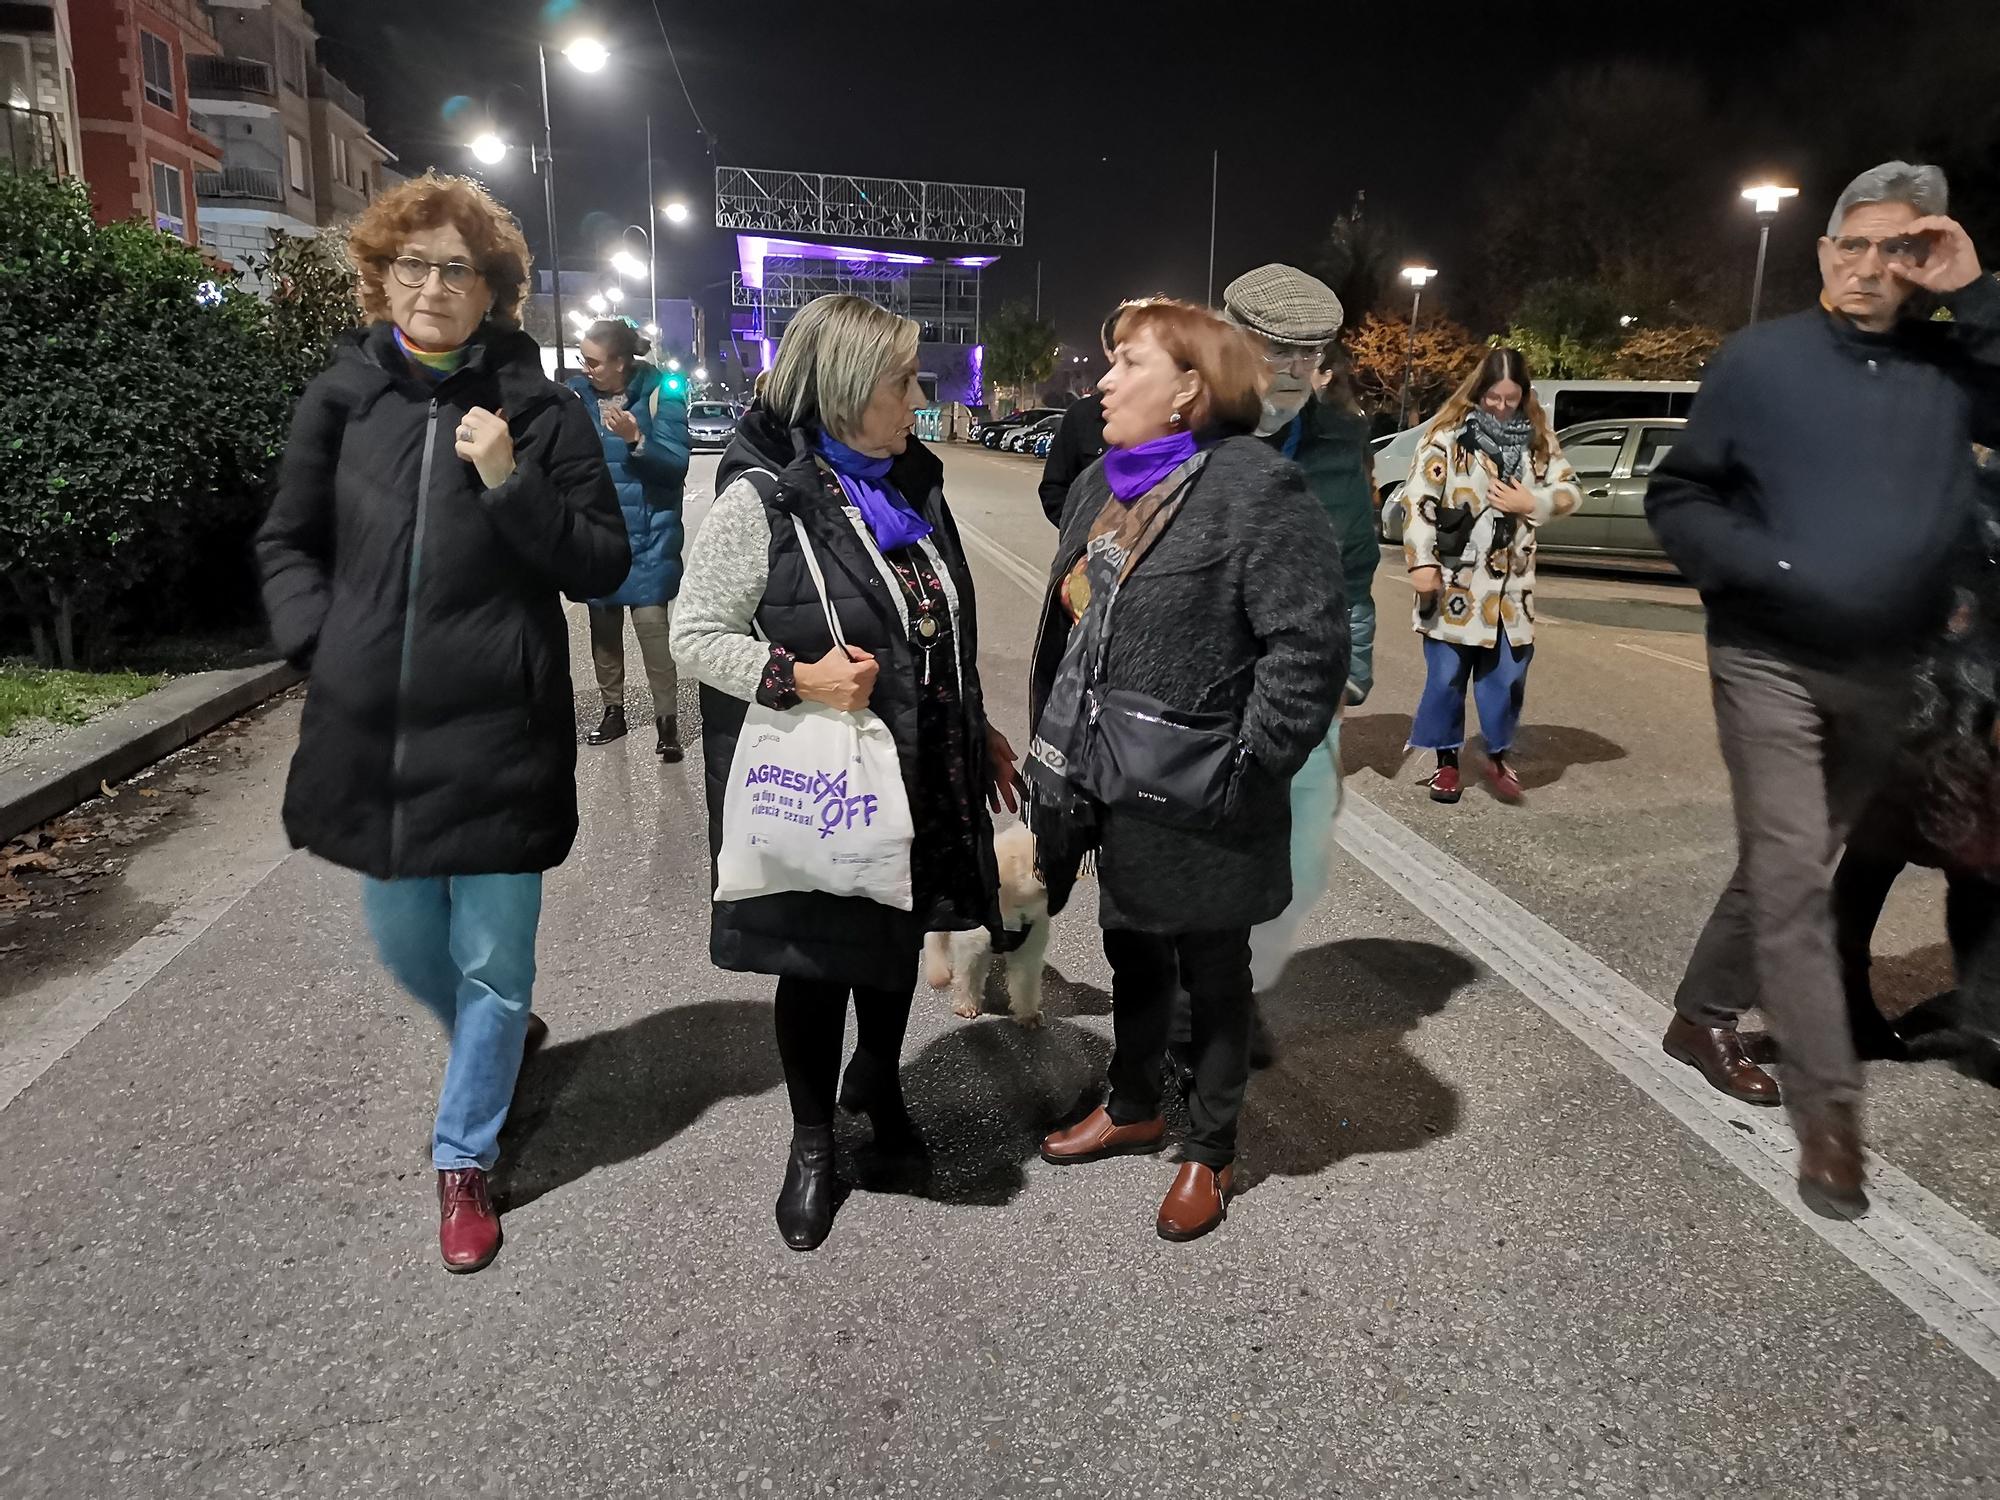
[437,1168,501,1273]
[1427,766,1462,804]
[1483,758,1524,804]
[1157,1162,1234,1242]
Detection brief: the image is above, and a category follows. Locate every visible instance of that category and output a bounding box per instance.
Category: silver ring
[457,425,472,443]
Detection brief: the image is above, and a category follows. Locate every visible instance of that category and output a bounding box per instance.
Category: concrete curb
[0,661,302,843]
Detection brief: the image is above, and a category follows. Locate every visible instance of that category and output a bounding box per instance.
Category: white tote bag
[714,515,916,910]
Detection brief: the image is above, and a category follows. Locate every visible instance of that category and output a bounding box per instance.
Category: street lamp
[1741,182,1799,325]
[692,366,708,383]
[533,36,610,370]
[610,248,648,282]
[469,132,507,166]
[562,37,609,73]
[661,200,690,225]
[1397,265,1438,431]
[604,284,624,305]
[587,293,608,315]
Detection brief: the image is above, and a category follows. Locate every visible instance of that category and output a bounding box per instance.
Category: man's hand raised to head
[1892,215,1984,295]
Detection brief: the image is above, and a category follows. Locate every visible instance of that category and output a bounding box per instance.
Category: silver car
[1379,417,1684,567]
[687,401,743,452]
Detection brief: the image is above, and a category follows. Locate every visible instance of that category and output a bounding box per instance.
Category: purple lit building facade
[730,235,995,409]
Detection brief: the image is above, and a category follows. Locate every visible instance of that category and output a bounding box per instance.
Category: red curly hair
[1111,298,1267,436]
[347,171,533,328]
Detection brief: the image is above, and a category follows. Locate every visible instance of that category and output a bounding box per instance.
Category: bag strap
[1088,450,1210,683]
[733,465,851,658]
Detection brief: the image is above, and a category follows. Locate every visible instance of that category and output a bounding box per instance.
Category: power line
[646,0,718,155]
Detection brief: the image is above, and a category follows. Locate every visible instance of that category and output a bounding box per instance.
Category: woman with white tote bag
[673,295,1019,1252]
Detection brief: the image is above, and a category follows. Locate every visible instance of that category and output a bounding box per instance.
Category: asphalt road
[2,444,1998,1497]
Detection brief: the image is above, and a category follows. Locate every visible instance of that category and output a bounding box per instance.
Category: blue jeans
[360,873,543,1171]
[1345,598,1378,706]
[1408,628,1534,755]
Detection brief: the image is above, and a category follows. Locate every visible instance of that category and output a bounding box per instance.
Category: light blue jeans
[361,873,543,1171]
[1346,598,1378,706]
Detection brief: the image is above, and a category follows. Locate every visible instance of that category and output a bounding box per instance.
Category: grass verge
[0,665,164,737]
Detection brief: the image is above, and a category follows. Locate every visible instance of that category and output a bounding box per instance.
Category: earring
[1169,410,1182,426]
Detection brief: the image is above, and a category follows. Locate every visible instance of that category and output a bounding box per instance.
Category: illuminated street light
[1396,265,1439,430]
[692,366,708,382]
[563,37,610,73]
[469,133,507,166]
[604,285,624,305]
[666,358,681,372]
[642,322,660,338]
[587,294,608,315]
[610,249,648,282]
[661,200,690,225]
[1740,182,1799,325]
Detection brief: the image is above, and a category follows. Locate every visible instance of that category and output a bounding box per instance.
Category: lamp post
[1741,182,1798,326]
[1396,264,1438,431]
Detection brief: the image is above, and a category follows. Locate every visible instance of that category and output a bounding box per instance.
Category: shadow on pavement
[1508,724,1628,790]
[1537,594,1706,634]
[1340,715,1625,792]
[1237,936,1478,1191]
[493,997,782,1212]
[1342,712,1416,780]
[889,1013,1114,1209]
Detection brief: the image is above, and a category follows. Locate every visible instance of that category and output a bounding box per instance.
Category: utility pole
[1206,149,1218,305]
[646,114,657,337]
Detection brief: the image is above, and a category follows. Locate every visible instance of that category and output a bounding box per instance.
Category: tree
[1607,325,1724,381]
[1314,191,1406,324]
[1499,278,1626,379]
[982,301,1059,410]
[1343,312,1481,424]
[253,229,358,398]
[0,174,304,666]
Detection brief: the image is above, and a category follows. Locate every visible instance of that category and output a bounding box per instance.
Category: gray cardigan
[1031,434,1348,933]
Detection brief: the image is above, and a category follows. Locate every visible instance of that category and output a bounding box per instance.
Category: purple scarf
[1104,429,1200,502]
[813,433,934,552]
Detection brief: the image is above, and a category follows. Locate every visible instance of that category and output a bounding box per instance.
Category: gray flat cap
[1223,263,1344,345]
[1829,160,1948,235]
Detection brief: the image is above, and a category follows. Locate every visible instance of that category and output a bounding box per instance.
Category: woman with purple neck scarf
[674,295,1017,1252]
[1029,299,1348,1242]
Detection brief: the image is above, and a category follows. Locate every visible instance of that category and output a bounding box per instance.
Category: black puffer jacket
[1030,436,1347,933]
[688,407,998,992]
[256,322,629,879]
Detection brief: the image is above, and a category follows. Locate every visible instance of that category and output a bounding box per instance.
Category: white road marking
[0,853,294,1112]
[967,510,2000,1381]
[955,516,1050,599]
[1618,640,1707,673]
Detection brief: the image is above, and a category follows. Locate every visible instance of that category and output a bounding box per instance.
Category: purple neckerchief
[812,432,934,552]
[1104,429,1200,502]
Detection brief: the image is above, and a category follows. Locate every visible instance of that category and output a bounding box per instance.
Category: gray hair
[763,294,920,440]
[1828,161,1949,235]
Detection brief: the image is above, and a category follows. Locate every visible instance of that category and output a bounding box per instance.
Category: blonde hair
[764,295,920,439]
[1426,347,1555,472]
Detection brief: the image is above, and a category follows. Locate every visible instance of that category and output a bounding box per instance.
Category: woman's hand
[455,406,516,490]
[795,646,878,712]
[603,406,641,445]
[987,725,1021,815]
[1409,565,1443,596]
[1488,478,1538,517]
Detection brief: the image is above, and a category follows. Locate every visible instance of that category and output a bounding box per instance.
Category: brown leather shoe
[437,1168,501,1273]
[1040,1106,1165,1165]
[1662,1014,1781,1105]
[1795,1101,1868,1218]
[1157,1162,1234,1242]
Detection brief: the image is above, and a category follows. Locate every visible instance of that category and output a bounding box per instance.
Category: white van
[1371,379,1700,511]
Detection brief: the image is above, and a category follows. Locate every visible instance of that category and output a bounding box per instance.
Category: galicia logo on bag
[743,761,881,839]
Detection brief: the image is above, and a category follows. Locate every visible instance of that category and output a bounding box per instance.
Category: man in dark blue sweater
[1646,161,2000,1218]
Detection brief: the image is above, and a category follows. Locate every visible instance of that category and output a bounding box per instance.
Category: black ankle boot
[775,1127,837,1251]
[656,714,683,762]
[838,1053,922,1153]
[586,705,627,745]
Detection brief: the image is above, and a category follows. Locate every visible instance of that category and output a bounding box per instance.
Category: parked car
[1378,417,1684,568]
[972,407,1060,449]
[1004,413,1064,454]
[687,401,744,451]
[1030,428,1057,460]
[1371,379,1700,527]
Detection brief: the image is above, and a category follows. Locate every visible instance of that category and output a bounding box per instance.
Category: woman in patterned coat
[1400,348,1581,804]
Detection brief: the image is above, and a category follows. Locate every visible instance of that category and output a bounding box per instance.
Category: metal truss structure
[715,166,1025,247]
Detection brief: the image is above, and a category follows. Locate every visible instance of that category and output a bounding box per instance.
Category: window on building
[140,31,175,112]
[152,161,186,238]
[330,131,348,187]
[287,132,307,192]
[279,30,307,94]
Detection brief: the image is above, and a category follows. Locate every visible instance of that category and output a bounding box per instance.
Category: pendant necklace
[889,554,943,684]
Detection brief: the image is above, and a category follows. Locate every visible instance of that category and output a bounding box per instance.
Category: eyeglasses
[1262,344,1321,376]
[388,255,482,294]
[1828,234,1931,268]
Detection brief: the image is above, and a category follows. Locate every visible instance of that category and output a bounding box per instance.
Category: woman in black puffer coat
[256,173,627,1275]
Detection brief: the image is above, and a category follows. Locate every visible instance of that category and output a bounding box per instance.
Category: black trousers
[1102,927,1254,1170]
[1833,849,2000,1033]
[773,969,916,1133]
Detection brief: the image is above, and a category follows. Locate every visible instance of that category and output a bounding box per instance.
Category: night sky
[310,0,1998,353]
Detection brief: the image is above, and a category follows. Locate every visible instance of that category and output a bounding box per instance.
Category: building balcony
[197,165,283,203]
[3,106,69,177]
[310,69,366,124]
[187,55,275,102]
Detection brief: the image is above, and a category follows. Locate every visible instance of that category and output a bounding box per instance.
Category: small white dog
[926,823,1052,1027]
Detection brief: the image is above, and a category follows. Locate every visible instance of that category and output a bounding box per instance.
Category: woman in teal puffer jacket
[570,318,691,758]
